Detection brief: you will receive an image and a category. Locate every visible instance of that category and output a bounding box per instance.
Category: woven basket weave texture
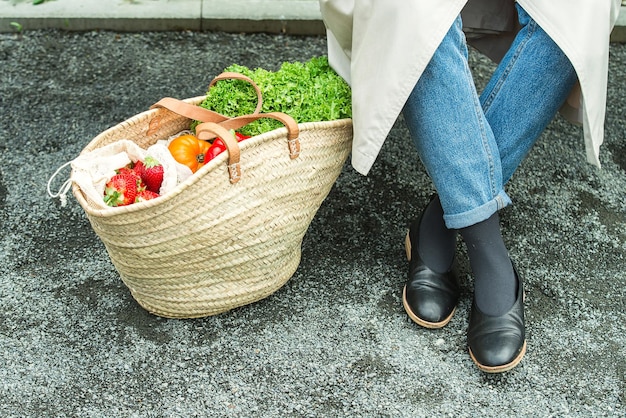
[73,97,353,318]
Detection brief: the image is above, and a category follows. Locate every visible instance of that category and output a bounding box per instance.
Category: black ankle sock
[417,196,457,274]
[460,212,516,316]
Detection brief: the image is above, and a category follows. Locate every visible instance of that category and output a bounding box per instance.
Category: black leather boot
[402,213,460,329]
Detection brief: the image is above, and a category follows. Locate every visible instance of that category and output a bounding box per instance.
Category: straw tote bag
[71,72,353,318]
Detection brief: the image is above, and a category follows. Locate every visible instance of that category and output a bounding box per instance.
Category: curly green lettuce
[193,56,352,136]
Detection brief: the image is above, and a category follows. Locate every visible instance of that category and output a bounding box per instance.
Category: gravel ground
[0,30,625,417]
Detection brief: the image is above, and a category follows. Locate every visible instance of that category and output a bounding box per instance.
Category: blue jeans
[402,5,577,229]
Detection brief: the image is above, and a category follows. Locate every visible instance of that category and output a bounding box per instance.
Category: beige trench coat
[319,0,622,175]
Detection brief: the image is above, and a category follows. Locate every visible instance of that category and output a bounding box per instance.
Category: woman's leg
[403,14,517,318]
[402,4,578,372]
[480,4,578,184]
[466,3,576,319]
[403,5,577,316]
[403,15,510,232]
[404,5,577,230]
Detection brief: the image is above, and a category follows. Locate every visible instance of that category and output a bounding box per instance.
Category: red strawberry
[132,160,145,178]
[103,173,138,207]
[117,166,141,182]
[117,166,133,175]
[135,190,160,202]
[117,165,145,191]
[141,156,164,193]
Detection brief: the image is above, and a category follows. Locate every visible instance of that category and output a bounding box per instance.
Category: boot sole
[469,339,527,373]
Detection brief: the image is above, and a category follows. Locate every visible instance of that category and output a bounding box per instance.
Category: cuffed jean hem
[443,191,512,229]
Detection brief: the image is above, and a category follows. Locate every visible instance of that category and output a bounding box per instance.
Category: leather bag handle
[151,97,228,123]
[150,72,263,122]
[195,123,242,184]
[196,112,301,183]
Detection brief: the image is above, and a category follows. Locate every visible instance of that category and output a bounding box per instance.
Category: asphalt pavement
[1,10,626,418]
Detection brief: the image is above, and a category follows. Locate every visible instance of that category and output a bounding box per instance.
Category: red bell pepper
[205,131,251,162]
[234,132,251,141]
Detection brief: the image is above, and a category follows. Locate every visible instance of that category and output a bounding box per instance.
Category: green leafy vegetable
[194,56,352,136]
